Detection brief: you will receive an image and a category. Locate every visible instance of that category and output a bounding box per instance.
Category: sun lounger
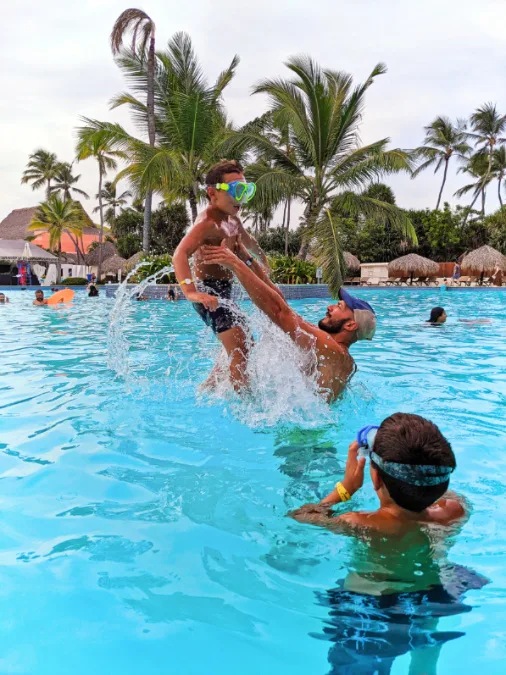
[351,277,361,285]
[381,277,399,285]
[414,276,428,285]
[457,276,472,286]
[360,278,370,285]
[426,277,439,286]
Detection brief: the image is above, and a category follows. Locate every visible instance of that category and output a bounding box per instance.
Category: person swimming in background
[426,306,447,324]
[290,413,488,673]
[87,282,99,297]
[172,160,270,393]
[0,292,9,304]
[167,287,176,302]
[33,290,47,306]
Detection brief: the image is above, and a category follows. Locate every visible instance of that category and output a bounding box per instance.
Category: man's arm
[238,225,270,271]
[233,236,284,299]
[202,243,310,343]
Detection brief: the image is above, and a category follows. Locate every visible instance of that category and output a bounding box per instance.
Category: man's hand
[320,441,366,505]
[201,240,241,271]
[186,291,219,311]
[288,503,334,524]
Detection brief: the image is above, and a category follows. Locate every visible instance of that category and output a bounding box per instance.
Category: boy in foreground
[291,413,487,673]
[173,160,268,392]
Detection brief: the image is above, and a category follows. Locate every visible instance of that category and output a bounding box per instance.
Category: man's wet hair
[427,306,445,323]
[372,413,456,512]
[205,160,244,187]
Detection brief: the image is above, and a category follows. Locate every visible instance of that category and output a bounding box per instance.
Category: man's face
[35,291,43,300]
[208,172,246,217]
[438,311,447,324]
[0,294,5,303]
[318,300,356,335]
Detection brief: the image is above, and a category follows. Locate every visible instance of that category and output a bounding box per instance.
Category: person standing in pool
[290,413,488,673]
[0,293,9,303]
[33,290,47,306]
[201,240,376,402]
[173,160,269,392]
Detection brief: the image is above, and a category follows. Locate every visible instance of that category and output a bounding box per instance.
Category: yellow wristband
[335,481,351,502]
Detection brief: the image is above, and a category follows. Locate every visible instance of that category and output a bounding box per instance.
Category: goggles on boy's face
[356,424,454,487]
[215,181,257,204]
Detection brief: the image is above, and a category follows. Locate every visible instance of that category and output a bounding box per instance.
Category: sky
[2,0,506,225]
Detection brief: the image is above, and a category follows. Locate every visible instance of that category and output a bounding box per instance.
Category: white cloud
[2,0,506,221]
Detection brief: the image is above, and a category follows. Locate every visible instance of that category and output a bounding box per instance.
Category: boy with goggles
[173,160,270,392]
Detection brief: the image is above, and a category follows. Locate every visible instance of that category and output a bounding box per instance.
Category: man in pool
[33,290,47,306]
[0,293,9,303]
[201,240,376,402]
[173,160,269,392]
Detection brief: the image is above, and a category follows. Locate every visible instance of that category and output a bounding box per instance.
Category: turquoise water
[0,288,505,674]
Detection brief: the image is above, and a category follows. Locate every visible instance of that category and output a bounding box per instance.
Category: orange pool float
[46,289,75,305]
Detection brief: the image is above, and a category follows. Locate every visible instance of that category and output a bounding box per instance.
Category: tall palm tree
[454,151,491,216]
[469,103,506,183]
[111,8,156,252]
[225,57,415,290]
[21,149,61,198]
[93,181,132,223]
[412,117,471,209]
[491,146,506,207]
[28,196,85,283]
[75,126,125,281]
[50,162,89,201]
[82,32,238,224]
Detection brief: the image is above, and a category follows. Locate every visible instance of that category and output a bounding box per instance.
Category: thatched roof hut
[388,254,439,281]
[101,254,127,275]
[461,245,506,274]
[125,251,144,272]
[86,242,118,266]
[343,251,360,272]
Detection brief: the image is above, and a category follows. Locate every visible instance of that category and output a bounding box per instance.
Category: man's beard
[318,318,348,335]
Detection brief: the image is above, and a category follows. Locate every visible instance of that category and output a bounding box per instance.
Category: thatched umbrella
[461,245,506,282]
[125,251,144,272]
[101,254,127,278]
[388,253,439,284]
[343,251,360,272]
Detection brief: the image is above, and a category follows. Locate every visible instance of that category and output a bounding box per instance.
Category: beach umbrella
[343,251,360,272]
[125,251,144,272]
[461,245,506,282]
[101,254,127,277]
[388,253,439,284]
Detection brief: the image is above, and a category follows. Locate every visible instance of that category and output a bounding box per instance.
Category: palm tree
[111,8,156,252]
[454,151,491,216]
[225,57,415,290]
[21,149,61,198]
[83,32,238,224]
[491,146,506,207]
[469,103,506,183]
[50,162,90,201]
[75,126,125,281]
[412,117,471,209]
[93,181,132,223]
[28,196,85,283]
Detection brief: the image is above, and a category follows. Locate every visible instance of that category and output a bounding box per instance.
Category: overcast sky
[2,0,506,225]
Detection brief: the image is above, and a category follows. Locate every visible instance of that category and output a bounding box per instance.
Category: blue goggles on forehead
[356,424,454,487]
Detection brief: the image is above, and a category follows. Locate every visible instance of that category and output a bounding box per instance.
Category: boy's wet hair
[205,160,244,187]
[372,413,456,512]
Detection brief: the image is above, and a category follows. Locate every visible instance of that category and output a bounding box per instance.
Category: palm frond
[311,209,346,297]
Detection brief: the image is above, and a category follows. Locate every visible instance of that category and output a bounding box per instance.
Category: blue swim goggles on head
[356,424,454,487]
[215,181,257,204]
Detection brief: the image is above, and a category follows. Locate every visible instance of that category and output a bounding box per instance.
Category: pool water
[0,288,505,675]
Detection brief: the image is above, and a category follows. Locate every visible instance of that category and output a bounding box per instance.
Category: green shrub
[268,256,316,284]
[130,254,175,284]
[60,277,88,285]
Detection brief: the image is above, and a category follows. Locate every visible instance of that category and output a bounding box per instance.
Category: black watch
[245,256,254,267]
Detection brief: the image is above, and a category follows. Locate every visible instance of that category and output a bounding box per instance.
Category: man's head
[370,413,456,512]
[0,293,6,303]
[35,290,44,301]
[318,288,376,343]
[205,160,248,217]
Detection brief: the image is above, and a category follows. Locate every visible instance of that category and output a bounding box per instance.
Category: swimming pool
[0,288,505,674]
